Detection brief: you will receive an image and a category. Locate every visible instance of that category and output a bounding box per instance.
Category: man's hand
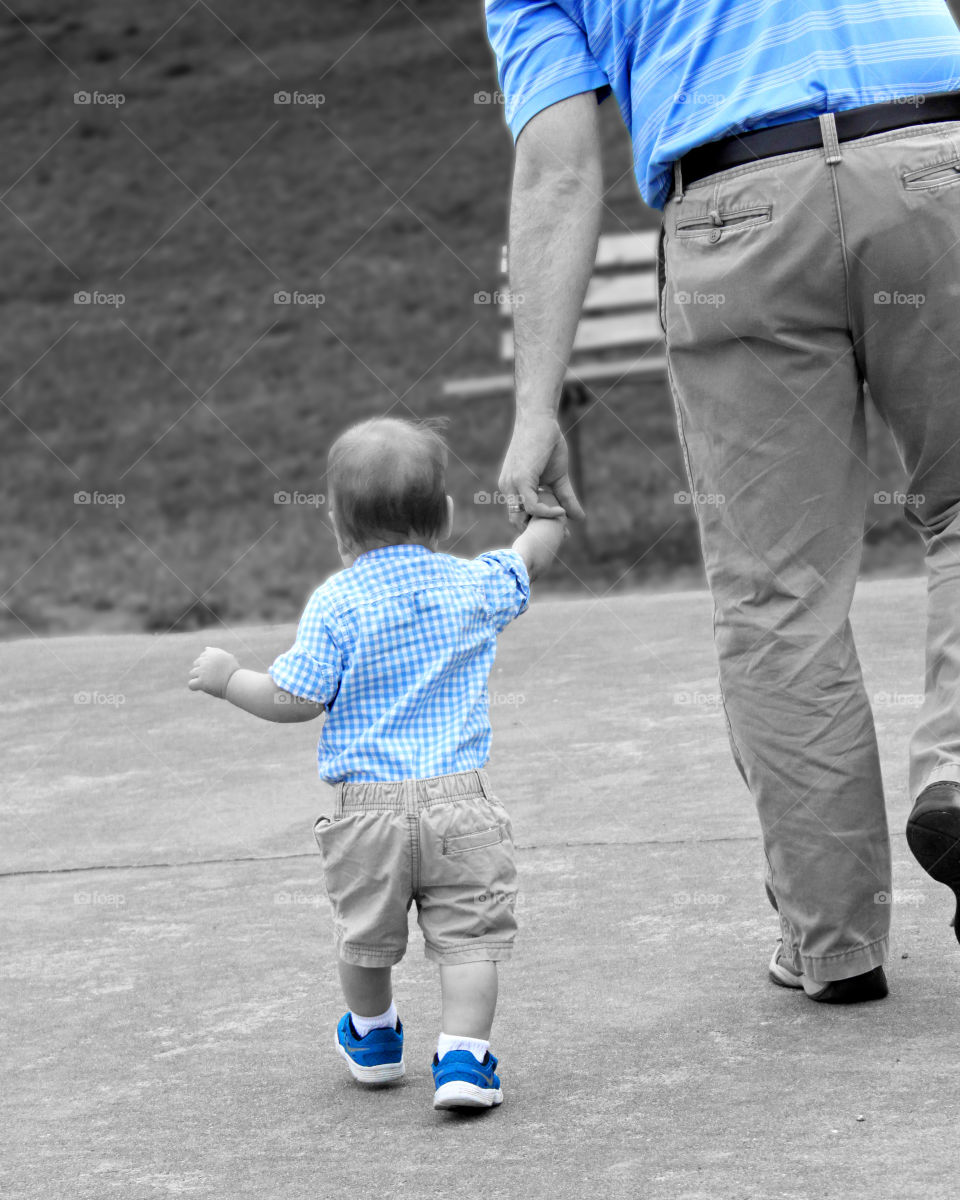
[188,647,240,698]
[498,412,586,530]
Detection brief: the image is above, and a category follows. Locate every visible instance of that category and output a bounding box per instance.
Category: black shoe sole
[807,966,889,1004]
[906,796,960,945]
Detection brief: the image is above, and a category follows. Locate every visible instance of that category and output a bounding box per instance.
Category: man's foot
[336,1013,405,1084]
[432,1050,503,1110]
[906,780,960,944]
[768,940,888,1003]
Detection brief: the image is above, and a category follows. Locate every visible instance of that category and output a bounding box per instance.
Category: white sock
[437,1031,489,1064]
[350,1001,398,1037]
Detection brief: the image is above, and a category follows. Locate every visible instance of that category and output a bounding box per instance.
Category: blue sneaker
[432,1049,503,1109]
[336,1013,405,1084]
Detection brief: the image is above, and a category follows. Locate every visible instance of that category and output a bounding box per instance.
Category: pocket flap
[443,823,504,855]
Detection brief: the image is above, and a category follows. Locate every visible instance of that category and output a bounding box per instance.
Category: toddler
[188,416,566,1109]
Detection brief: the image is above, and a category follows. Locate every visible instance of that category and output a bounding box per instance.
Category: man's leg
[661,141,891,984]
[842,119,960,933]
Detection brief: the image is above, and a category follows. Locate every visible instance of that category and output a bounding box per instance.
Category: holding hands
[498,413,584,531]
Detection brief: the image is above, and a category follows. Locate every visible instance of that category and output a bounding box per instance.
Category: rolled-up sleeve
[476,548,531,633]
[484,0,610,140]
[269,589,344,707]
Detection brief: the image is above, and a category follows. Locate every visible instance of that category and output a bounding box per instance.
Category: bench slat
[441,352,668,398]
[500,310,663,361]
[499,228,659,274]
[499,270,658,316]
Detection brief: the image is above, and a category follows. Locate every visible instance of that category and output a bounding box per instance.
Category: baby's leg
[338,961,393,1017]
[439,961,497,1039]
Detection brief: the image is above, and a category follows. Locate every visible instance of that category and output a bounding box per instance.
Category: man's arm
[189,648,326,723]
[498,90,603,528]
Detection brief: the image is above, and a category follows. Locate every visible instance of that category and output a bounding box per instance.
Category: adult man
[485,0,960,1002]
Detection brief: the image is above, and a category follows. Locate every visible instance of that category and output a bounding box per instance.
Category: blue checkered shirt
[269,544,530,783]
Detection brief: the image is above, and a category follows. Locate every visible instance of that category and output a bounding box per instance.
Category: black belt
[679,90,960,188]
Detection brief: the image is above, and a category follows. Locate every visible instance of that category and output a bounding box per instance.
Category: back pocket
[675,204,773,240]
[442,823,504,856]
[902,157,960,190]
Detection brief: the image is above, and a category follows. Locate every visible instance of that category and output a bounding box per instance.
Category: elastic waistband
[335,768,492,815]
[678,90,960,189]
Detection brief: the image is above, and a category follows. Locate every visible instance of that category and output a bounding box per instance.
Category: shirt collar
[352,543,436,567]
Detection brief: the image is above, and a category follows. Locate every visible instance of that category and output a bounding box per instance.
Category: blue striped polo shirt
[484,0,960,209]
[269,543,530,783]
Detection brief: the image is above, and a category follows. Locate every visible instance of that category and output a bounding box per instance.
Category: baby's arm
[511,486,567,582]
[188,648,325,724]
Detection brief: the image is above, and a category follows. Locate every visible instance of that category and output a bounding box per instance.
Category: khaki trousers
[660,115,960,981]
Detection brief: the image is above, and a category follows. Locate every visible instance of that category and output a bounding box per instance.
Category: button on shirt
[484,0,960,209]
[269,544,530,783]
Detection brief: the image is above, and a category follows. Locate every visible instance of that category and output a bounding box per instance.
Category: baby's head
[327,416,454,564]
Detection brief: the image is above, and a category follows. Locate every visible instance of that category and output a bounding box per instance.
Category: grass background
[0,0,921,640]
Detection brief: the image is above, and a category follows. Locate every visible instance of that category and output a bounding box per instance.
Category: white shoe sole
[336,1036,405,1084]
[433,1080,503,1110]
[768,944,804,989]
[768,946,832,998]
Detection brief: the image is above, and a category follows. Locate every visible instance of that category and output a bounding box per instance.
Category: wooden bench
[442,230,667,505]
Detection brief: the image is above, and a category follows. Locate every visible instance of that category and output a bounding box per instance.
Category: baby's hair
[327,415,451,551]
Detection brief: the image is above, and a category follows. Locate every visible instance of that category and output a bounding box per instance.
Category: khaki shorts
[312,769,517,967]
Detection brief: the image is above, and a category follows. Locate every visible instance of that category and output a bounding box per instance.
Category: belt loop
[673,158,684,202]
[819,112,842,165]
[335,781,345,818]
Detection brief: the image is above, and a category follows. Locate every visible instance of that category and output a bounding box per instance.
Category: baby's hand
[188,647,240,698]
[535,485,565,515]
